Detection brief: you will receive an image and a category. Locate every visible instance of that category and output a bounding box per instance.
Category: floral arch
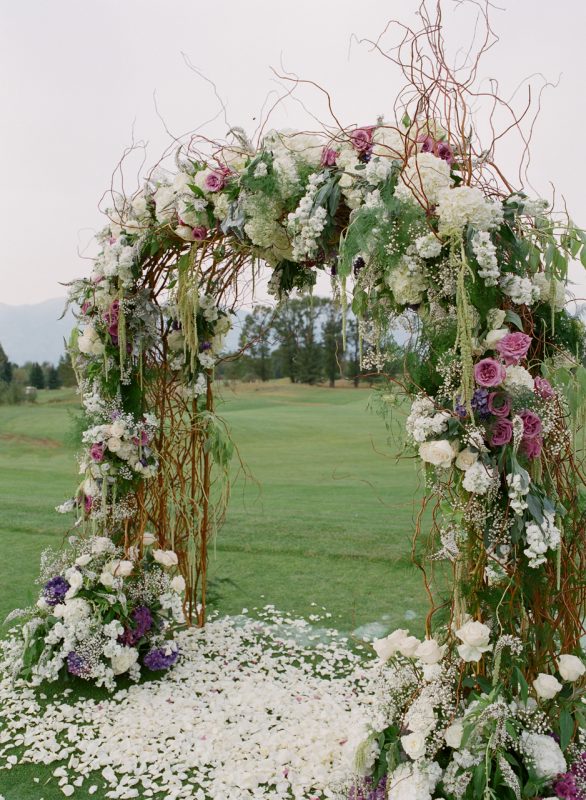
[8,5,586,798]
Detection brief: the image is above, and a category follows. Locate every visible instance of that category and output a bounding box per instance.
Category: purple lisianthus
[66,651,90,678]
[519,409,542,439]
[143,646,180,671]
[495,332,532,366]
[490,418,513,447]
[535,375,555,399]
[487,391,511,417]
[192,225,208,241]
[90,442,105,462]
[418,135,435,153]
[350,127,374,154]
[43,575,70,607]
[320,147,338,167]
[522,435,543,460]
[474,358,506,388]
[436,140,455,164]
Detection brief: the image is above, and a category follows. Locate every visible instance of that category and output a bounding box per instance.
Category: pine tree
[322,302,343,388]
[28,362,45,389]
[57,352,77,387]
[46,366,62,390]
[0,343,12,383]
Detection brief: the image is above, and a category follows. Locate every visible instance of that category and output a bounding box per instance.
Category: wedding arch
[7,3,586,798]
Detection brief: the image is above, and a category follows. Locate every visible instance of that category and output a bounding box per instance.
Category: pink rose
[519,409,542,439]
[321,147,338,167]
[192,226,208,241]
[474,358,506,388]
[487,392,511,417]
[495,332,532,365]
[90,443,105,462]
[204,170,226,192]
[534,376,554,399]
[84,495,93,513]
[490,418,513,447]
[522,436,542,459]
[350,127,374,153]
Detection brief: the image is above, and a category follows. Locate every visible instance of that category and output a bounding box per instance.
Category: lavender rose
[495,332,532,365]
[519,409,542,439]
[522,436,542,459]
[534,376,554,399]
[320,147,338,167]
[487,391,511,417]
[490,418,513,447]
[474,358,506,388]
[90,442,105,462]
[350,127,374,153]
[191,226,208,241]
[204,170,226,192]
[436,140,455,164]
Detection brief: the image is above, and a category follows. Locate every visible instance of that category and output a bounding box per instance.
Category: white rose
[110,647,139,676]
[110,420,126,438]
[401,731,427,761]
[91,536,113,554]
[415,638,445,665]
[398,635,421,658]
[558,654,586,682]
[107,436,122,453]
[171,575,186,593]
[372,629,410,662]
[107,559,133,578]
[64,567,83,600]
[444,720,464,749]
[455,448,479,471]
[484,328,508,350]
[143,531,157,547]
[153,549,179,568]
[533,673,563,700]
[100,571,116,588]
[75,554,92,567]
[455,619,492,662]
[419,440,456,469]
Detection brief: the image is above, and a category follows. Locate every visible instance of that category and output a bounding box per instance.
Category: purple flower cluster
[554,751,586,800]
[120,605,154,646]
[455,388,489,419]
[43,576,70,607]
[66,651,90,678]
[348,776,387,800]
[143,646,180,671]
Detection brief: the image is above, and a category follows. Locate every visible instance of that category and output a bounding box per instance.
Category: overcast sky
[1,0,585,306]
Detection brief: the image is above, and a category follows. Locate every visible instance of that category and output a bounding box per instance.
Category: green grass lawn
[0,381,433,800]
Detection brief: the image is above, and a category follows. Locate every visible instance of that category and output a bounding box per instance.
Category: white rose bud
[419,440,456,469]
[153,549,179,568]
[533,673,563,700]
[484,328,509,350]
[372,629,410,662]
[143,531,157,547]
[401,731,427,761]
[398,635,421,658]
[558,654,586,682]
[455,619,492,662]
[444,720,464,749]
[455,448,479,471]
[415,638,445,665]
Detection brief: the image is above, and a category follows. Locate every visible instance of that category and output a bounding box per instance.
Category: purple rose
[534,376,554,399]
[490,418,513,447]
[519,409,542,439]
[90,442,105,462]
[474,358,506,388]
[204,170,226,192]
[495,332,532,366]
[350,127,374,153]
[487,392,511,417]
[320,147,338,167]
[192,225,208,240]
[522,436,542,460]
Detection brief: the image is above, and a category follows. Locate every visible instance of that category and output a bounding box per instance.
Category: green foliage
[28,362,45,389]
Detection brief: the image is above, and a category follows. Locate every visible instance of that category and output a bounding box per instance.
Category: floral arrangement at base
[6,534,185,690]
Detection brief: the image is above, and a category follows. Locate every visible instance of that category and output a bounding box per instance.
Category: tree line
[0,343,76,404]
[218,296,404,387]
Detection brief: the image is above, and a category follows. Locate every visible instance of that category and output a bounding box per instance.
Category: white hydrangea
[395,152,453,205]
[406,397,451,443]
[507,194,549,217]
[505,365,535,392]
[387,761,442,800]
[500,274,540,306]
[387,253,428,306]
[364,156,393,185]
[436,186,504,234]
[520,732,566,780]
[524,511,561,568]
[415,233,443,259]
[462,461,496,495]
[372,124,405,158]
[472,231,499,286]
[533,273,566,310]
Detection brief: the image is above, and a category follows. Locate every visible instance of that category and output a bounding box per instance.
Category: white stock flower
[401,731,427,760]
[419,440,456,469]
[558,654,586,682]
[532,673,562,700]
[414,638,445,665]
[153,549,179,568]
[462,461,496,495]
[444,720,464,749]
[455,619,492,662]
[53,597,91,624]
